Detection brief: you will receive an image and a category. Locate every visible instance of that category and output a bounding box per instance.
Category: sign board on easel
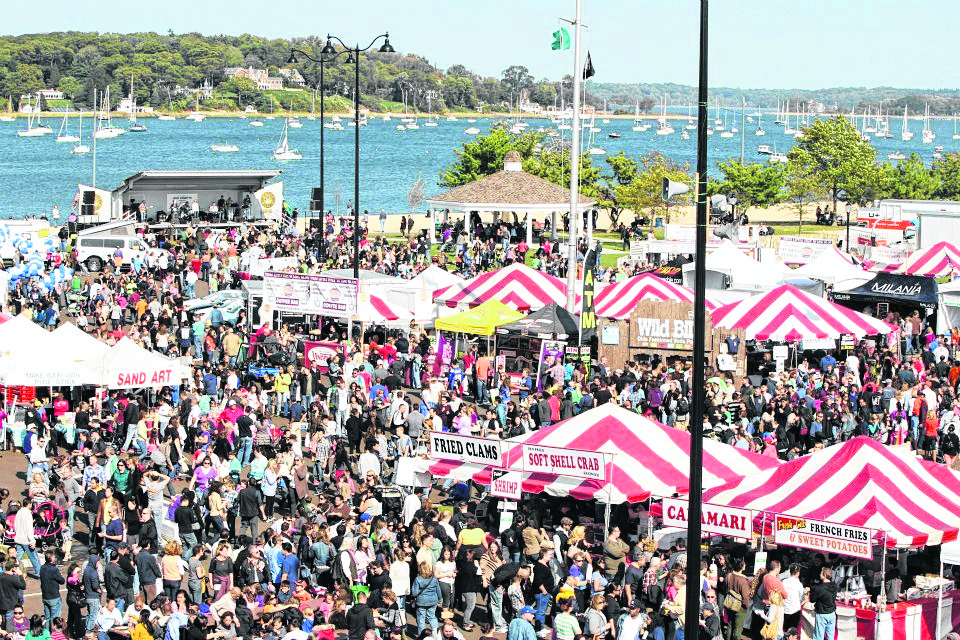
[491,469,522,500]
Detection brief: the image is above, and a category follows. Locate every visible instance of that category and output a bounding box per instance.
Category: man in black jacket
[346,590,376,640]
[237,480,265,542]
[138,509,159,555]
[121,395,140,453]
[39,551,64,630]
[0,560,27,623]
[133,544,161,602]
[104,552,133,610]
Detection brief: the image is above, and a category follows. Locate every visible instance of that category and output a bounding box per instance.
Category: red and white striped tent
[428,403,779,504]
[710,284,894,341]
[433,263,570,311]
[594,273,718,319]
[897,241,960,278]
[355,294,413,324]
[702,437,960,548]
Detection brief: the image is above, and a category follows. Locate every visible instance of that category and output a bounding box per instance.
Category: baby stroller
[2,501,65,550]
[33,501,66,550]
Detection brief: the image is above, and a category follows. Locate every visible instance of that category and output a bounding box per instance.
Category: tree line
[440,117,960,228]
[0,32,611,114]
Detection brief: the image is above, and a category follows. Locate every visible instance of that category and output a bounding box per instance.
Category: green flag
[551,27,570,51]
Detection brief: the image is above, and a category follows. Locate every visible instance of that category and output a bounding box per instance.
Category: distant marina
[1,108,957,219]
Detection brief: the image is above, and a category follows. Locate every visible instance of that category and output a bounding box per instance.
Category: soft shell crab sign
[774,515,873,560]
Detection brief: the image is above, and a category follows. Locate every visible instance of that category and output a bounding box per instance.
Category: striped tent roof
[710,284,894,340]
[594,272,718,319]
[355,294,412,323]
[702,437,960,548]
[433,262,570,311]
[428,403,779,504]
[898,241,960,277]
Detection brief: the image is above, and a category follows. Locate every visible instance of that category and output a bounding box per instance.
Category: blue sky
[4,0,956,90]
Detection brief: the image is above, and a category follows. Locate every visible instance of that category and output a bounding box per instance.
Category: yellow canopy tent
[435,299,525,336]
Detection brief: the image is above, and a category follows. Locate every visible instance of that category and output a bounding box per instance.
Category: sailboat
[901,106,914,141]
[631,100,646,132]
[72,111,90,153]
[755,108,766,136]
[56,110,80,142]
[953,115,960,140]
[922,104,936,143]
[655,94,674,136]
[128,103,147,132]
[211,142,240,153]
[685,104,696,130]
[17,94,51,137]
[94,88,125,138]
[783,100,797,135]
[288,117,302,128]
[720,110,734,137]
[273,118,302,160]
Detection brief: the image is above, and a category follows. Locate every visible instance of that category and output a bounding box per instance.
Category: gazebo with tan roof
[425,150,595,247]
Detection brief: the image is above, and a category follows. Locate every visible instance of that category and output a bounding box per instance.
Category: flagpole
[565,0,583,314]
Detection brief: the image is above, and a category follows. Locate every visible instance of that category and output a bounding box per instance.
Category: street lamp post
[288,32,394,278]
[323,33,393,280]
[288,46,351,226]
[846,202,853,250]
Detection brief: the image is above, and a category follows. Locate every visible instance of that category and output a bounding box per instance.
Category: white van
[75,235,168,272]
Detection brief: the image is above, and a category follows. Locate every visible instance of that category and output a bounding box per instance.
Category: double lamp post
[288,32,394,279]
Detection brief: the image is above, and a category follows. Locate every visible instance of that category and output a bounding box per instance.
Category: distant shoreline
[3,110,926,121]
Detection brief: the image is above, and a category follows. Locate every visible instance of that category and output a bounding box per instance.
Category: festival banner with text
[661,498,754,539]
[263,271,358,318]
[521,444,605,481]
[774,515,873,559]
[430,432,504,467]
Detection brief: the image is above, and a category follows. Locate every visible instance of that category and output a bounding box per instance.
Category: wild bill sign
[429,432,504,467]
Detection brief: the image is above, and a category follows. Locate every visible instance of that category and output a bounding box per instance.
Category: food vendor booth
[701,438,960,640]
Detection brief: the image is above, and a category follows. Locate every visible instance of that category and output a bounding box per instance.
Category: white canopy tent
[0,315,50,354]
[790,247,874,288]
[937,279,960,335]
[0,344,100,386]
[104,338,185,389]
[682,241,784,292]
[407,265,463,290]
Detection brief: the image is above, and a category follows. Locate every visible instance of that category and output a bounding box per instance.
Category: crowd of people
[0,210,955,640]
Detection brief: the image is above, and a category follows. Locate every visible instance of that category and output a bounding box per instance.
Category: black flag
[582,51,595,80]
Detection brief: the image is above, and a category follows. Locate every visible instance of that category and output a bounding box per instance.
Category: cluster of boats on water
[6,89,960,166]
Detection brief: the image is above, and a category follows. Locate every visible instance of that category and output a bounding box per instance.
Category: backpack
[648,387,664,408]
[331,550,356,585]
[492,563,517,588]
[501,527,518,551]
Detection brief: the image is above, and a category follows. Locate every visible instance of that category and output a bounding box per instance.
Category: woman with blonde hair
[584,593,613,638]
[566,526,589,560]
[161,540,187,599]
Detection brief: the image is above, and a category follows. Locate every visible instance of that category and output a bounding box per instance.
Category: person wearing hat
[508,605,537,640]
[700,600,721,640]
[617,600,648,640]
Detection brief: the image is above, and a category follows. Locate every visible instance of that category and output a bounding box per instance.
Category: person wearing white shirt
[96,598,124,640]
[358,445,381,480]
[781,564,805,631]
[403,489,422,527]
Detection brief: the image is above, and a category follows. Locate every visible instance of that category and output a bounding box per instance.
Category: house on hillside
[224,67,284,91]
[278,68,305,87]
